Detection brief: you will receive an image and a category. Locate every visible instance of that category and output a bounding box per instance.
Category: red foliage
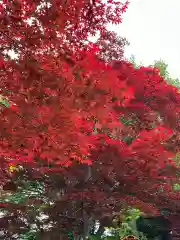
[0,0,128,170]
[0,0,180,237]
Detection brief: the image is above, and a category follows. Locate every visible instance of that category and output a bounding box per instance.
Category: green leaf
[0,95,10,107]
[120,117,134,126]
[19,230,37,240]
[173,183,180,191]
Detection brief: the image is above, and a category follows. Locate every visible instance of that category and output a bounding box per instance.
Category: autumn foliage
[0,0,180,238]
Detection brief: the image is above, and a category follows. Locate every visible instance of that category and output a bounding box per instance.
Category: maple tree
[0,0,180,239]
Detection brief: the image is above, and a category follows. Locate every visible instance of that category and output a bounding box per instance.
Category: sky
[108,0,180,78]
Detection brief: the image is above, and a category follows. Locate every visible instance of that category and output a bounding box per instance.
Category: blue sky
[108,0,180,78]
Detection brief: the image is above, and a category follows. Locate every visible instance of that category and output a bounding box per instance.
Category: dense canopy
[0,0,179,239]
